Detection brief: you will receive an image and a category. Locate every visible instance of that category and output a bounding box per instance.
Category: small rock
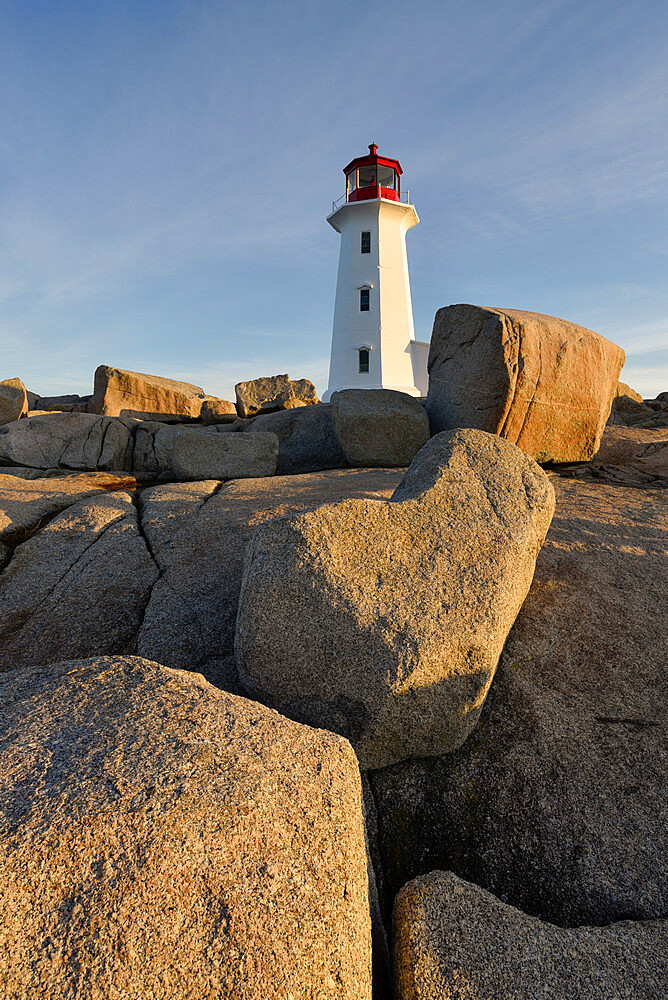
[89,365,206,421]
[0,655,372,998]
[34,393,92,413]
[0,378,28,425]
[426,305,625,462]
[393,871,667,1000]
[171,430,278,481]
[235,429,554,769]
[235,373,318,418]
[330,389,430,467]
[199,396,237,424]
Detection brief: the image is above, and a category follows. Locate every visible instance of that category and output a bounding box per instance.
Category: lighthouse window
[358,349,370,374]
[361,231,371,254]
[378,165,396,189]
[359,288,370,312]
[347,170,357,196]
[358,164,376,188]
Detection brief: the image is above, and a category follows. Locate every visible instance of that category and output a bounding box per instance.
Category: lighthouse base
[322,383,423,402]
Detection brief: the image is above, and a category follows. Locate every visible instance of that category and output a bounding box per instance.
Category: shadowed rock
[393,871,667,1000]
[371,475,667,927]
[426,305,625,462]
[0,655,372,999]
[171,430,278,481]
[331,389,430,468]
[235,429,554,769]
[248,403,347,475]
[0,412,134,471]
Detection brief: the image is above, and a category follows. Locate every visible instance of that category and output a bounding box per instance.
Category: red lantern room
[344,142,402,203]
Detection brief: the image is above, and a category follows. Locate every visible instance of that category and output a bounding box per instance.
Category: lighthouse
[322,143,429,401]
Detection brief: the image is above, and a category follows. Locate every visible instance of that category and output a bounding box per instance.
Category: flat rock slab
[89,365,206,421]
[0,472,138,542]
[371,476,668,926]
[0,492,158,673]
[426,305,625,462]
[394,871,667,1000]
[331,389,430,468]
[0,656,372,999]
[235,430,554,769]
[0,412,134,471]
[137,468,402,692]
[171,429,278,481]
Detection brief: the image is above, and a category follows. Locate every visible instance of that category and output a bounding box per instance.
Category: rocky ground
[0,358,666,998]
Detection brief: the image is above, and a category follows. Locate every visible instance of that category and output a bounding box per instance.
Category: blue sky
[1,0,667,399]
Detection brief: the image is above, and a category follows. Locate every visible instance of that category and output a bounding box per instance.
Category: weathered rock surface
[199,395,238,424]
[426,305,625,462]
[236,430,555,769]
[0,471,138,542]
[137,469,402,692]
[0,412,134,472]
[371,475,667,927]
[235,373,318,418]
[0,493,158,673]
[614,380,644,404]
[331,389,430,468]
[0,655,372,999]
[0,378,28,425]
[89,365,206,421]
[555,425,668,487]
[248,403,347,475]
[171,429,278,481]
[393,871,667,1000]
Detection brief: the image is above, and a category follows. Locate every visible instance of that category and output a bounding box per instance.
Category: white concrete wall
[323,198,422,400]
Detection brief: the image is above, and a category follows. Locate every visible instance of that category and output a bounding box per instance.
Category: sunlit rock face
[235,429,554,770]
[426,305,625,462]
[393,871,667,1000]
[234,373,318,418]
[89,365,207,421]
[0,378,28,425]
[0,656,372,999]
[370,474,668,928]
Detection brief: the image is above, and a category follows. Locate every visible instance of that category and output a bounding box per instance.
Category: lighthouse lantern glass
[378,165,396,189]
[358,164,376,188]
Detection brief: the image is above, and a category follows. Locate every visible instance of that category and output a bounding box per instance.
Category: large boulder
[136,468,402,693]
[0,412,134,472]
[330,389,430,468]
[393,871,667,1000]
[0,378,28,425]
[235,430,555,769]
[248,403,347,475]
[425,305,625,462]
[0,656,372,999]
[235,373,318,418]
[0,492,158,673]
[89,365,206,421]
[0,471,138,542]
[171,430,278,481]
[370,475,668,927]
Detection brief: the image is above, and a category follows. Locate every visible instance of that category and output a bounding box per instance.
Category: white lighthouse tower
[322,143,429,401]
